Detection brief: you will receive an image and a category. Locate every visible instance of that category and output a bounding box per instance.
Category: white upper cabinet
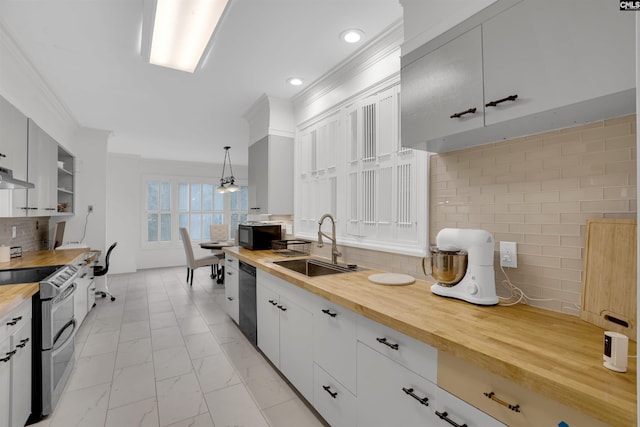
[401,26,484,144]
[482,0,635,126]
[26,120,58,215]
[401,0,636,153]
[0,96,28,175]
[248,135,293,215]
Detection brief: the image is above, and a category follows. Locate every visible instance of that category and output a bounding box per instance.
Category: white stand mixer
[430,228,499,305]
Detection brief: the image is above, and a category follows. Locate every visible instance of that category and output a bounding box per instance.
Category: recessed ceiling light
[340,29,364,44]
[288,77,303,86]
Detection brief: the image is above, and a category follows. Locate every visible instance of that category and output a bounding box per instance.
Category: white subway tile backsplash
[430,114,636,315]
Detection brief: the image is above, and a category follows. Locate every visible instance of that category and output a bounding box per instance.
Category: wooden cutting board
[580,218,637,338]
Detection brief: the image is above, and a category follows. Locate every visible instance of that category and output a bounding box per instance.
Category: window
[143,178,248,244]
[146,181,171,242]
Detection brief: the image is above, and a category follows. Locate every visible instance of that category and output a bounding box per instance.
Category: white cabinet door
[224,263,239,324]
[256,283,280,366]
[357,342,439,427]
[0,337,10,427]
[313,299,357,394]
[313,363,357,427]
[401,25,484,145]
[26,120,58,215]
[248,135,293,215]
[74,276,89,326]
[248,137,268,213]
[482,0,635,127]
[10,316,31,427]
[278,293,313,401]
[0,96,28,174]
[432,386,506,427]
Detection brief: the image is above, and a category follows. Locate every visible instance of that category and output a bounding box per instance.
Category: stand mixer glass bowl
[430,246,468,287]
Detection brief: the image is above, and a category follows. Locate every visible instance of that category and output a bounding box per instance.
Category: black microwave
[238,224,282,250]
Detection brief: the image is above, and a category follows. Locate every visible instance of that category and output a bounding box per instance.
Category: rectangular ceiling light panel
[150,0,229,73]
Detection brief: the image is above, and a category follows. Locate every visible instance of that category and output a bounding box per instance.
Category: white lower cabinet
[0,336,10,427]
[224,255,239,324]
[256,271,314,402]
[313,298,357,394]
[357,341,438,427]
[357,342,505,427]
[1,298,32,427]
[74,263,96,326]
[313,363,357,427]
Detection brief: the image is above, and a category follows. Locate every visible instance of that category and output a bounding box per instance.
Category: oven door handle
[52,318,76,353]
[54,282,77,305]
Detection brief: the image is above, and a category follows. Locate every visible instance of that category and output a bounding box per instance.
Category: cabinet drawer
[357,314,437,383]
[225,254,238,270]
[313,363,356,427]
[438,352,608,427]
[0,299,31,343]
[313,298,357,394]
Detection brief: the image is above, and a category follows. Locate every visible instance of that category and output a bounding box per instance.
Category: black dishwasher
[238,261,257,345]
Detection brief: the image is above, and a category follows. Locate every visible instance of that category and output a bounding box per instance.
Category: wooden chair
[179,227,222,286]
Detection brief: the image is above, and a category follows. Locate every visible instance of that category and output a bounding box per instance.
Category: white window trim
[140,175,247,249]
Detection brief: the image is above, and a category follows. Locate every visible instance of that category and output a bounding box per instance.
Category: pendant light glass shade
[217,146,237,193]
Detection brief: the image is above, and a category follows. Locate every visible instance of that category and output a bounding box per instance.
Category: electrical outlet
[500,241,518,268]
[88,205,93,213]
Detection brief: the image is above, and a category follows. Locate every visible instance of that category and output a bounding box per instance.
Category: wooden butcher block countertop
[0,248,94,319]
[225,246,637,426]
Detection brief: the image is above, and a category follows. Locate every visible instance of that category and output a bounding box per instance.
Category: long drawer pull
[16,338,30,348]
[227,297,235,301]
[321,309,337,318]
[402,387,429,406]
[322,385,337,398]
[435,410,468,427]
[484,391,520,412]
[376,337,399,350]
[277,305,287,312]
[485,94,518,107]
[0,354,11,363]
[450,107,477,119]
[268,299,278,306]
[6,316,22,326]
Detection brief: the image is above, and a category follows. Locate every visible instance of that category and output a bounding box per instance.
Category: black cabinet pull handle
[7,316,22,326]
[277,305,287,312]
[0,354,11,363]
[402,387,429,406]
[268,299,278,306]
[484,391,520,412]
[449,107,477,119]
[16,338,29,348]
[435,411,467,427]
[227,297,234,301]
[321,309,337,317]
[376,337,399,350]
[485,94,518,107]
[322,385,337,398]
[0,153,6,158]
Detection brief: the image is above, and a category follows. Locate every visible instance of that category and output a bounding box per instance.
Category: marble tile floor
[30,266,328,427]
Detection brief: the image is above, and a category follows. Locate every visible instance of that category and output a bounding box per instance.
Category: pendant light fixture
[216,146,239,193]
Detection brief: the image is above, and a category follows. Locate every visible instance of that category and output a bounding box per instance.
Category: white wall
[106,153,248,273]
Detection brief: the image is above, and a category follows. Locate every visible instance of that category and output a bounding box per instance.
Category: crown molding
[0,23,79,139]
[291,19,403,112]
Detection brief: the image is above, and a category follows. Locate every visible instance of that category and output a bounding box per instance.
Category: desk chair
[94,242,117,301]
[180,228,223,286]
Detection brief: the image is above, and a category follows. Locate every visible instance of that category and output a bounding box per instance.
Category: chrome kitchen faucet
[317,213,342,264]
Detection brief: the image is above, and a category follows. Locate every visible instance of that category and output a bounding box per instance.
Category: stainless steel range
[30,264,79,422]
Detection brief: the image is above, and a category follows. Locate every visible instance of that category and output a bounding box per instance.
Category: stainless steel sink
[273,258,359,277]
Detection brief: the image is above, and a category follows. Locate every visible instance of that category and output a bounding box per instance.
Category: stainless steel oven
[30,265,79,421]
